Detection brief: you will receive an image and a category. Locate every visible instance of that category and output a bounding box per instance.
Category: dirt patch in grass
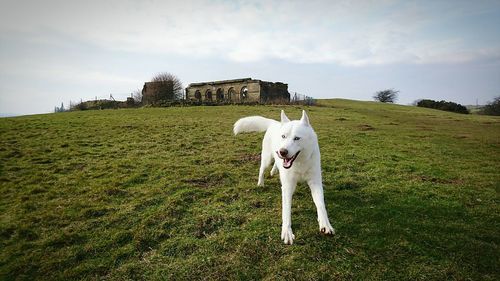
[251,200,263,208]
[195,216,224,238]
[416,125,435,131]
[358,124,375,131]
[83,208,109,218]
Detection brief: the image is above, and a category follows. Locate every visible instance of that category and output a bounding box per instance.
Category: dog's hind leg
[270,162,278,176]
[258,151,273,186]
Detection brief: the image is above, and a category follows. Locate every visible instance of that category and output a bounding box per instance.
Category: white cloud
[1,0,499,66]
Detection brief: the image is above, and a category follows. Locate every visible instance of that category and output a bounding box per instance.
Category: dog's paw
[319,221,335,235]
[257,180,264,187]
[281,227,295,245]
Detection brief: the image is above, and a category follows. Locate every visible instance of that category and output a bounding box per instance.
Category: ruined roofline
[187,78,288,87]
[188,78,254,87]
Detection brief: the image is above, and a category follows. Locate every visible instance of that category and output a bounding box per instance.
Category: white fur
[234,110,334,244]
[233,116,277,135]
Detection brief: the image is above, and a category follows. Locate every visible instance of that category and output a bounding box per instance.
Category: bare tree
[54,102,65,113]
[151,72,184,100]
[373,89,399,103]
[132,89,142,103]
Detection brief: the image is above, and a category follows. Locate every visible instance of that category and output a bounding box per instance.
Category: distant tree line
[370,88,499,116]
[479,96,500,116]
[416,99,469,114]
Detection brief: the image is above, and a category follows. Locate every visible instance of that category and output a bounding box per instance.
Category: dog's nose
[279,149,288,157]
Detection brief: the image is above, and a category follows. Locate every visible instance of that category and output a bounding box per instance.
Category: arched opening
[216,88,224,101]
[194,90,201,101]
[205,89,213,101]
[240,86,248,101]
[227,87,236,101]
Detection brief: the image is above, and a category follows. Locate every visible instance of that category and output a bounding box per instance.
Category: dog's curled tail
[233,116,275,135]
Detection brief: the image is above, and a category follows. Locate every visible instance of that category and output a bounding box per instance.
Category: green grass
[1,99,499,280]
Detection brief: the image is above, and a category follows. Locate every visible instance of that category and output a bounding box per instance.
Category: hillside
[1,99,499,280]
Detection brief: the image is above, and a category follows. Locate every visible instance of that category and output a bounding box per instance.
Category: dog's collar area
[276,151,300,169]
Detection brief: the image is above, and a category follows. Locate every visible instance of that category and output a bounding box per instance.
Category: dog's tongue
[283,158,292,168]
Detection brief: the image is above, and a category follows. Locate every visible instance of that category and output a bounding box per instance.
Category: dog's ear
[300,110,310,126]
[281,110,290,123]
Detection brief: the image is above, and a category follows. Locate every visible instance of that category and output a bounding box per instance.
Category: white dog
[234,110,334,244]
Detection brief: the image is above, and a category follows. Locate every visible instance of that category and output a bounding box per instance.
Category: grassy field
[1,99,499,280]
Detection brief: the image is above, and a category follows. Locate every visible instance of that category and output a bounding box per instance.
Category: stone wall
[142,81,174,105]
[185,78,289,103]
[260,81,290,102]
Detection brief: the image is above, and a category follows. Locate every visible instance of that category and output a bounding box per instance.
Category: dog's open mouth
[276,151,300,169]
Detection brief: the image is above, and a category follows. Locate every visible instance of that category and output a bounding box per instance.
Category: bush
[416,99,469,114]
[479,96,500,116]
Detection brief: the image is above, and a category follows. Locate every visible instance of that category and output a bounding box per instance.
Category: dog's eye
[281,135,286,139]
[294,136,301,141]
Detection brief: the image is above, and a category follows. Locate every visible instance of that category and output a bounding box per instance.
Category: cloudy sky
[1,0,499,116]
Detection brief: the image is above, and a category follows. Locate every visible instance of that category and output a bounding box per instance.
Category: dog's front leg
[280,181,296,245]
[308,180,335,235]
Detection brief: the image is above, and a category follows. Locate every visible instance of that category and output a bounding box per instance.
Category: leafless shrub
[151,72,184,100]
[132,89,142,103]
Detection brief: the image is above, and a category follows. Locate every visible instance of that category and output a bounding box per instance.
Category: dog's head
[276,110,316,169]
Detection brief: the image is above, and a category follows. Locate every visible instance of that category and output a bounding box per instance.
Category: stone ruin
[185,78,290,103]
[141,81,174,105]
